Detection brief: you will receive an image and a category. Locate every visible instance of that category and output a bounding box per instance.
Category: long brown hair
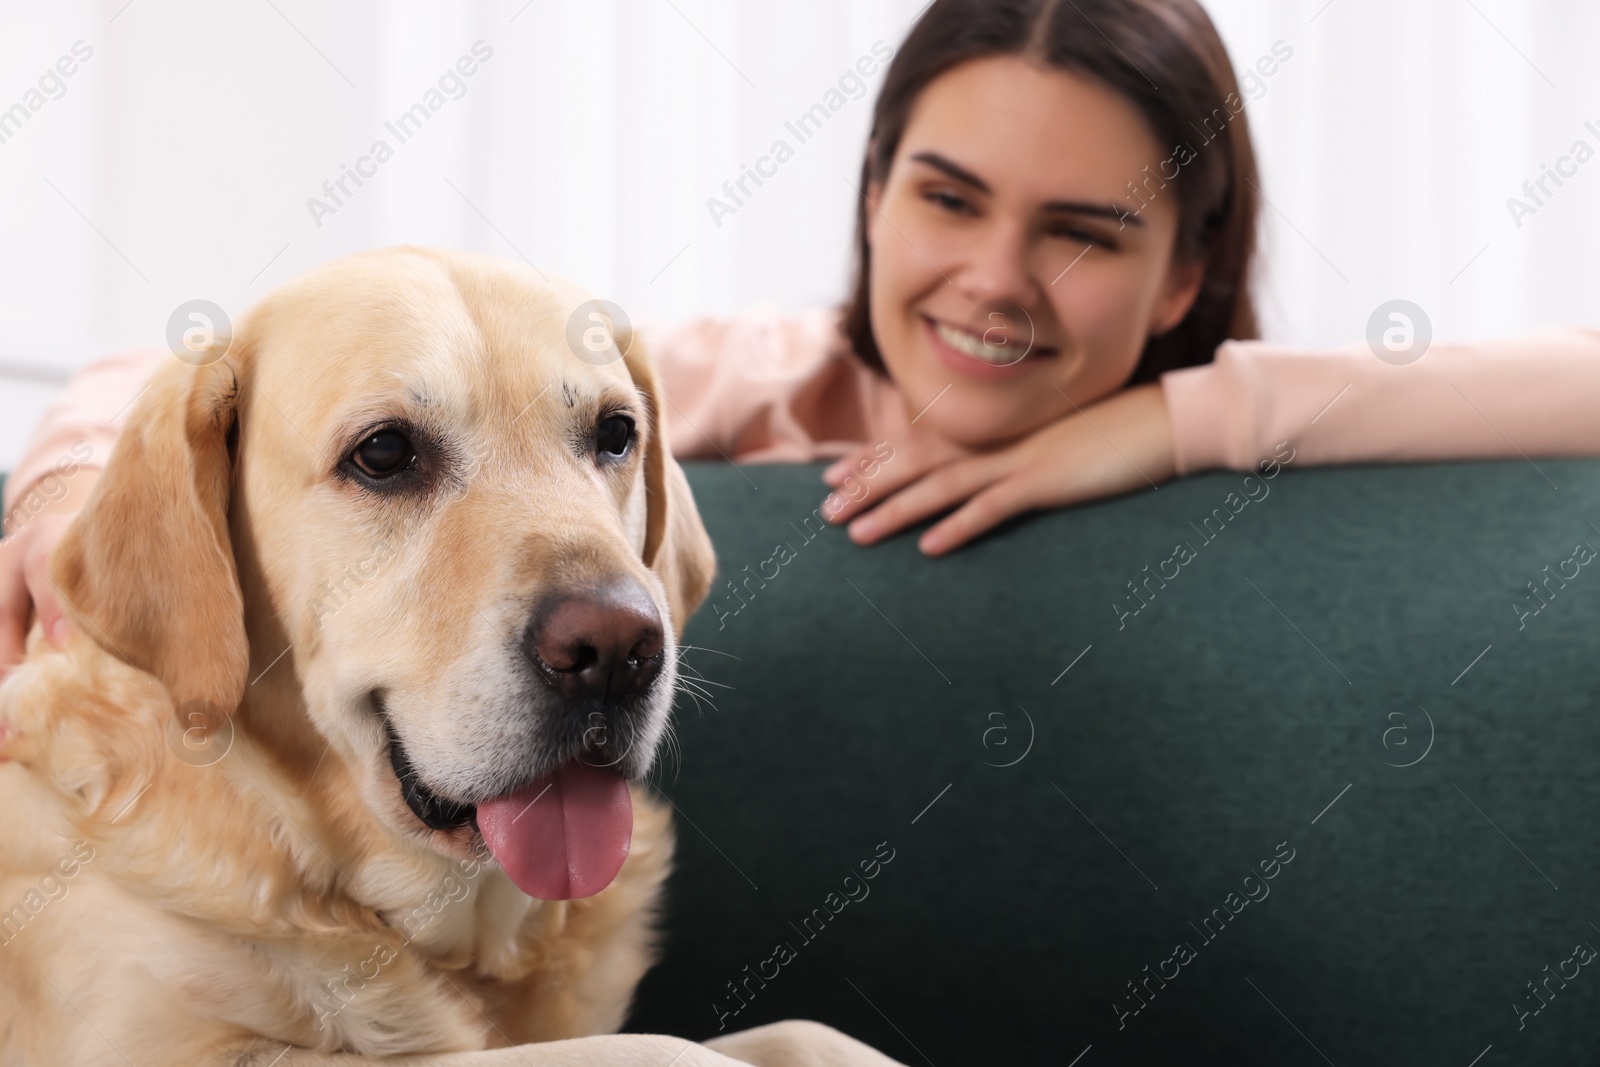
[841,0,1260,384]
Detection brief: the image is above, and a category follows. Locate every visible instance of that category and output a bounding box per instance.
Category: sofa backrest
[630,459,1600,1065]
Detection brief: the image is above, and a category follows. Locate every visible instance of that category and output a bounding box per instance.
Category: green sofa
[626,459,1600,1066]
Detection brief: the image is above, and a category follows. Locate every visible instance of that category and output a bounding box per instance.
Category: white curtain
[2,0,1595,469]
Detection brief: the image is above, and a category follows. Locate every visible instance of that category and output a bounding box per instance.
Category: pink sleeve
[642,307,881,463]
[3,350,162,516]
[1161,327,1600,475]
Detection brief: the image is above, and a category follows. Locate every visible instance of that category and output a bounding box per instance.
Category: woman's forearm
[1164,327,1600,473]
[3,350,161,523]
[1162,327,1600,474]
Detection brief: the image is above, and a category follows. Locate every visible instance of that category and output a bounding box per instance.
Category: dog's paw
[0,642,57,764]
[0,636,170,813]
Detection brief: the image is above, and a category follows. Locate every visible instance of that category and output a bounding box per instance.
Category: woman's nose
[955,219,1040,308]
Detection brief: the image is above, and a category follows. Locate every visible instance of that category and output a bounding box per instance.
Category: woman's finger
[22,521,69,649]
[0,542,29,670]
[917,473,1042,556]
[846,453,1010,545]
[821,445,940,526]
[822,448,867,487]
[30,568,68,650]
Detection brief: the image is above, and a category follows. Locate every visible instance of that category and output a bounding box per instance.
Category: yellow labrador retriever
[0,248,903,1067]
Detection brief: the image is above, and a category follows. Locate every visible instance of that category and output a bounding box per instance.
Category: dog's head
[51,248,715,900]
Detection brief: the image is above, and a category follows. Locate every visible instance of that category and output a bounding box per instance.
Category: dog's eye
[595,415,634,459]
[351,430,415,478]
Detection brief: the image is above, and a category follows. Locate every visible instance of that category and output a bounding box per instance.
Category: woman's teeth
[934,320,1024,365]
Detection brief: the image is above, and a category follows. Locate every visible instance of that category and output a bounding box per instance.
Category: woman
[4,0,1598,670]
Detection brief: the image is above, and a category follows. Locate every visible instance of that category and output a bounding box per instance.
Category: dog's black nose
[527,581,665,704]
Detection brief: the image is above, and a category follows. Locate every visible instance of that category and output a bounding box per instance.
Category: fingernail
[849,517,878,542]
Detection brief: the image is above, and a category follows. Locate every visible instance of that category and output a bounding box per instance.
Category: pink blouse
[6,308,1600,515]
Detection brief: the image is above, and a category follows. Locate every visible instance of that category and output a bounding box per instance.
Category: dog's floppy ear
[622,334,716,638]
[51,352,248,721]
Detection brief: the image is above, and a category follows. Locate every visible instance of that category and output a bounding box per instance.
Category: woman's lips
[922,315,1055,380]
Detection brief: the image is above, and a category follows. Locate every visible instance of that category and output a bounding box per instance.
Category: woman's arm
[2,349,161,519]
[1164,327,1600,473]
[2,349,160,668]
[830,326,1600,554]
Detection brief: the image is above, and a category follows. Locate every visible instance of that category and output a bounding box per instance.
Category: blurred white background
[1,0,1596,469]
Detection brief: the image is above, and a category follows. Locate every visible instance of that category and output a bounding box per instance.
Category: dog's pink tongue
[476,761,632,900]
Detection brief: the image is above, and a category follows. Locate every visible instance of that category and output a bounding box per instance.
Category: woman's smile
[921,313,1058,380]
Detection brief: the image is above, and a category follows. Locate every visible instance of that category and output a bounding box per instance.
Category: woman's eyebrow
[909,150,992,192]
[1042,199,1142,226]
[908,150,1142,227]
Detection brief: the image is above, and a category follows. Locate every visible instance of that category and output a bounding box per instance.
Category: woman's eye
[351,430,414,478]
[595,415,634,458]
[1052,225,1115,251]
[926,189,971,214]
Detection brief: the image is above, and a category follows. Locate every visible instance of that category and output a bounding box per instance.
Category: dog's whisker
[647,717,684,788]
[670,653,734,699]
[676,644,741,661]
[682,674,734,690]
[665,733,682,786]
[682,675,719,697]
[677,678,719,710]
[675,671,713,697]
[673,683,713,719]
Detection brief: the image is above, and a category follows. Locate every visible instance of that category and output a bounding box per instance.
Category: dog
[0,248,904,1066]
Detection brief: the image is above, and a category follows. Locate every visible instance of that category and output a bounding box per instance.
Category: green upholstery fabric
[627,459,1600,1065]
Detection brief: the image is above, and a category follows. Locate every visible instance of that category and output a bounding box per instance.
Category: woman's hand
[0,471,100,671]
[821,382,1176,556]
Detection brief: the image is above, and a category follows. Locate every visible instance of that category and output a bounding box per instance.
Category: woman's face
[866,56,1204,448]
